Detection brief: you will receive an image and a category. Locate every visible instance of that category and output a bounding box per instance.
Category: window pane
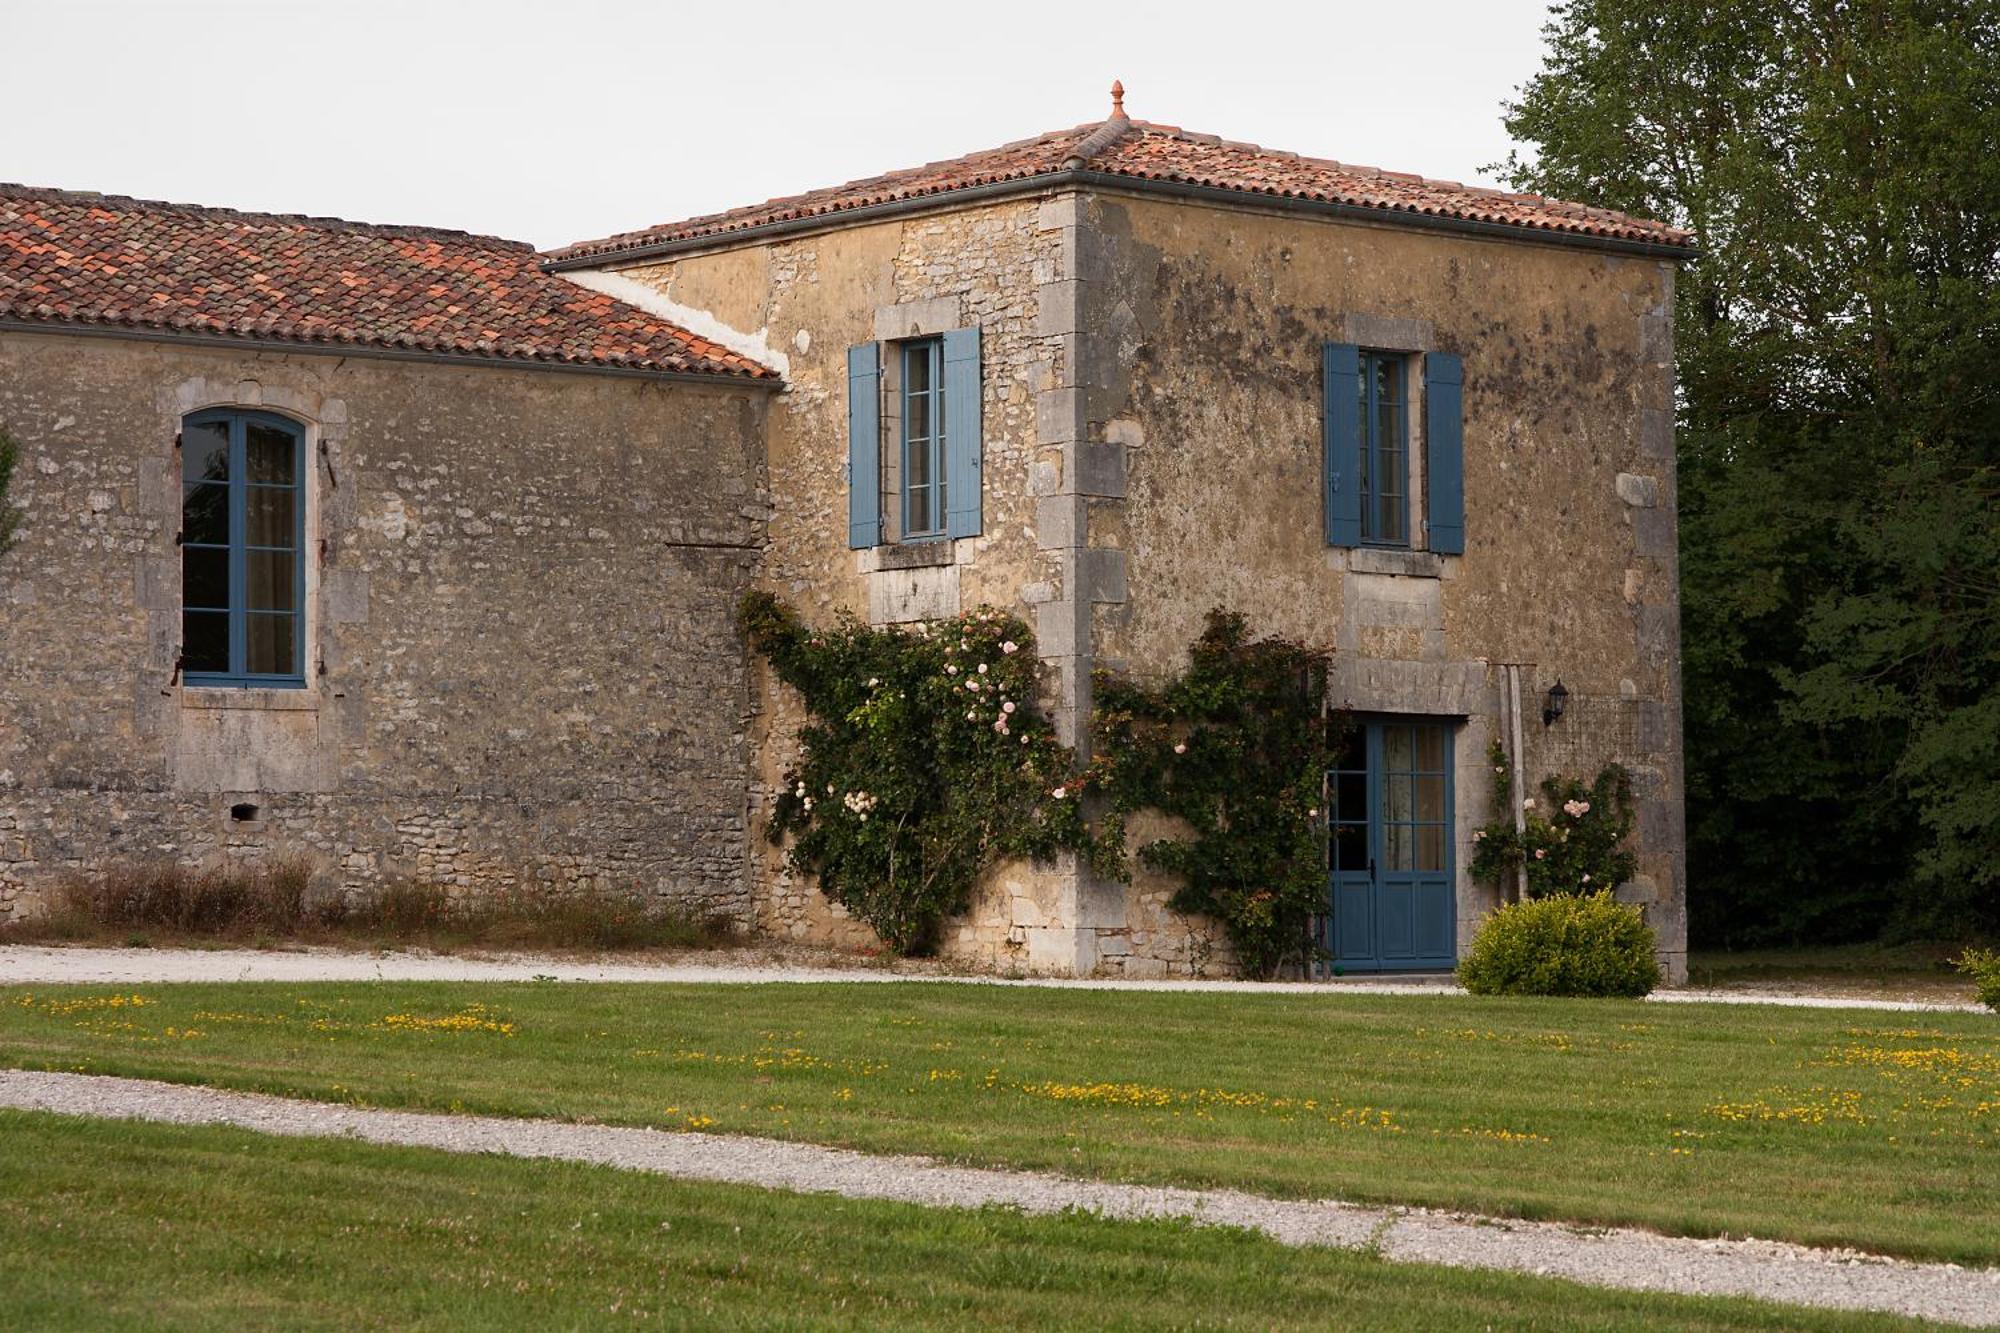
[246,551,296,612]
[247,488,296,548]
[1417,825,1446,872]
[182,421,230,483]
[1335,771,1365,822]
[1417,726,1446,772]
[246,613,297,676]
[246,423,297,483]
[182,482,229,546]
[1385,820,1413,870]
[1383,725,1415,775]
[1386,775,1414,825]
[182,547,229,610]
[907,431,932,488]
[1379,489,1406,544]
[1415,775,1446,824]
[183,611,229,674]
[905,343,932,395]
[1332,726,1365,771]
[1332,821,1366,874]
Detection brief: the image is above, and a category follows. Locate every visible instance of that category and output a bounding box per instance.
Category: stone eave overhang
[541,167,1701,273]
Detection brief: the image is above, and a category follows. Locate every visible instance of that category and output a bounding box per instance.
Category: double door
[1326,719,1457,972]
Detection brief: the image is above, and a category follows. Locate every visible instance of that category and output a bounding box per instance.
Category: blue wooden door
[1327,720,1456,972]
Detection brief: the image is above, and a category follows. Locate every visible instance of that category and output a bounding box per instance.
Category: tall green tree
[1501,0,2000,942]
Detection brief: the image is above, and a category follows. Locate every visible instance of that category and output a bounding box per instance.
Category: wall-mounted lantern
[1542,679,1569,728]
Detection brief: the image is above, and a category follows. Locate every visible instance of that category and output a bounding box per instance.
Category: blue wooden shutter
[1425,352,1465,555]
[847,342,882,549]
[1323,342,1362,547]
[943,326,982,539]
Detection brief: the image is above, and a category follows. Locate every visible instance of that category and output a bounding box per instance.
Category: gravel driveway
[3,1069,1995,1326]
[0,945,1985,1013]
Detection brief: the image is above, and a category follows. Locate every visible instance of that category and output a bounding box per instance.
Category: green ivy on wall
[1090,610,1344,979]
[738,592,1092,954]
[0,428,20,557]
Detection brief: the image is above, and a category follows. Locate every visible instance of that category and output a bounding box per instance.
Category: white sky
[4,0,1556,251]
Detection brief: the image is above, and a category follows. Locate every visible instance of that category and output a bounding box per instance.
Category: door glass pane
[1385,820,1413,870]
[182,421,230,483]
[1415,775,1446,823]
[1335,771,1365,822]
[1417,726,1445,772]
[247,488,296,548]
[246,613,296,676]
[246,552,295,612]
[183,610,229,674]
[1383,725,1415,775]
[1332,725,1364,771]
[1385,775,1413,824]
[246,423,296,483]
[182,547,229,610]
[1332,822,1366,874]
[1417,825,1446,872]
[182,483,229,546]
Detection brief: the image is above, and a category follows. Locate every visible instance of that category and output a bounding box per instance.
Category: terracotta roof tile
[546,116,1691,264]
[0,185,776,380]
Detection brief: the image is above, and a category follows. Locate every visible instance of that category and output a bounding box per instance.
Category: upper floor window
[901,337,947,540]
[1324,343,1464,556]
[846,327,983,549]
[1356,351,1408,546]
[180,409,306,687]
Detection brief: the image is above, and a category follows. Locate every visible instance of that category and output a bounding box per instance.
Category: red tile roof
[546,115,1692,265]
[0,185,776,380]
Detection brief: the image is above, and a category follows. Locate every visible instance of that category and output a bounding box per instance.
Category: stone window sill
[178,685,322,712]
[1347,548,1446,579]
[872,540,957,571]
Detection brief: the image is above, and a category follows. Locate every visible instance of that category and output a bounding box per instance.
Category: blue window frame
[900,338,947,540]
[1356,352,1408,546]
[180,409,306,688]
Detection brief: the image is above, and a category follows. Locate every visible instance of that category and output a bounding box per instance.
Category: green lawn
[0,1109,1934,1331]
[2,982,1995,1264]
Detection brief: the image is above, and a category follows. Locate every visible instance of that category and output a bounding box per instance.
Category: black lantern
[1542,679,1569,727]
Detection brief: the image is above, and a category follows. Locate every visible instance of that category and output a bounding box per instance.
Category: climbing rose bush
[1469,742,1638,898]
[739,592,1090,954]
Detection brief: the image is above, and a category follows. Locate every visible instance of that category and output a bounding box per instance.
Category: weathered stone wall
[0,332,766,923]
[1073,191,1686,978]
[606,198,1088,967]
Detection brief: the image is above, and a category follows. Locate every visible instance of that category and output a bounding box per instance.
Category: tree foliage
[1502,0,2000,942]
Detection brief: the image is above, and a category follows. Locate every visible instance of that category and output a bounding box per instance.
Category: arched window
[180,409,306,686]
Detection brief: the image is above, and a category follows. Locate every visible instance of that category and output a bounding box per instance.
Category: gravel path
[0,945,1985,1013]
[3,1069,1994,1325]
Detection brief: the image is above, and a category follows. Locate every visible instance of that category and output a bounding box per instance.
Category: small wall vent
[229,802,260,822]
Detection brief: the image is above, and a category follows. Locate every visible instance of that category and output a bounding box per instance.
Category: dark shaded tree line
[1501,0,1999,943]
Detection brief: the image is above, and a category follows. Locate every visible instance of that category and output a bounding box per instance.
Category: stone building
[2,90,1693,977]
[0,187,777,925]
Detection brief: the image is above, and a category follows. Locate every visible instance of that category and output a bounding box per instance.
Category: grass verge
[0,1109,1934,1331]
[1687,943,1980,1002]
[0,982,1994,1264]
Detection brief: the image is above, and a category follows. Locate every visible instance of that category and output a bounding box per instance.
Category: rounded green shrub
[1458,891,1661,998]
[1957,949,2000,1012]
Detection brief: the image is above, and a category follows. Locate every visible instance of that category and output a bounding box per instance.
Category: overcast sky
[6,0,1559,251]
